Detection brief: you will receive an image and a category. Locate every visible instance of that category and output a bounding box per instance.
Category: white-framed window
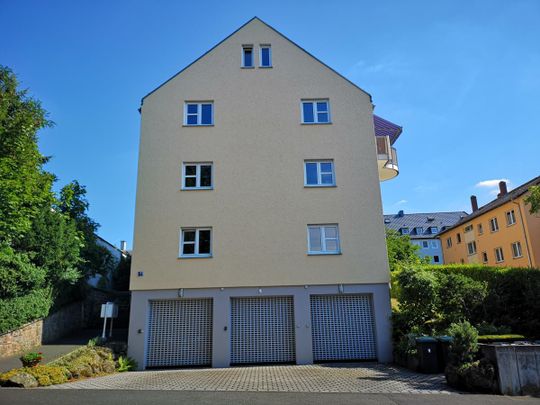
[259,45,271,67]
[242,45,254,67]
[495,247,504,263]
[180,228,212,258]
[422,240,429,248]
[304,160,335,186]
[506,210,516,226]
[401,227,410,235]
[457,233,462,243]
[433,255,440,263]
[182,163,213,190]
[446,237,452,248]
[477,223,484,235]
[431,240,438,248]
[511,241,523,258]
[184,102,213,126]
[489,217,499,232]
[482,251,488,263]
[301,99,330,124]
[467,241,477,255]
[416,227,423,235]
[307,224,340,255]
[430,226,439,233]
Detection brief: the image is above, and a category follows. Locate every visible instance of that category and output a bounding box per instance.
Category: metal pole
[109,316,114,338]
[102,316,107,339]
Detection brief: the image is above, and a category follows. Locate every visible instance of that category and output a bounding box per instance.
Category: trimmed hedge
[0,287,52,334]
[426,265,540,337]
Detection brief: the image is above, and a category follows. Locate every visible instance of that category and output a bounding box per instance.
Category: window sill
[301,122,333,125]
[307,252,342,256]
[241,66,255,69]
[507,223,516,227]
[512,256,523,259]
[259,66,273,69]
[178,255,213,259]
[495,260,504,264]
[182,124,214,127]
[181,187,214,191]
[304,184,337,188]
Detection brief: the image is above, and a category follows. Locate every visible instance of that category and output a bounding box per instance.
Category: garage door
[231,296,295,364]
[146,299,213,368]
[310,295,376,361]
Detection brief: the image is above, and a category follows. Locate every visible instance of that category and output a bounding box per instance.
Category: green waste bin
[437,336,453,372]
[416,337,439,373]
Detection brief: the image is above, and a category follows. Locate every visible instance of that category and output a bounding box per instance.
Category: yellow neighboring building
[439,176,540,267]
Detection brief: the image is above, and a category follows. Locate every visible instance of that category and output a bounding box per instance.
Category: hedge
[395,264,540,337]
[0,287,52,334]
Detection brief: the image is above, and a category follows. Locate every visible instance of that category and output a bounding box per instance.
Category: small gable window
[260,45,272,67]
[242,45,254,68]
[184,102,213,126]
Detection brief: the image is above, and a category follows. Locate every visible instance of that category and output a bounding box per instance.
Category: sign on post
[100,302,118,339]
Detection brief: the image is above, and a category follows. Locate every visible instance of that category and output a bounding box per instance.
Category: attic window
[384,219,391,224]
[260,45,272,67]
[242,46,254,68]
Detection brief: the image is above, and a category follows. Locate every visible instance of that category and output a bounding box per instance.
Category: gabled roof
[141,16,372,104]
[438,175,540,235]
[383,211,468,239]
[374,115,402,145]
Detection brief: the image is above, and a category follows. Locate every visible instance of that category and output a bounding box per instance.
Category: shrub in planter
[19,352,43,367]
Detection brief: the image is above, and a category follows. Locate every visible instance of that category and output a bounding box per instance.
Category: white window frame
[422,241,429,248]
[259,45,272,67]
[182,162,213,190]
[433,255,440,263]
[495,247,504,263]
[430,240,438,248]
[304,160,335,187]
[511,241,523,258]
[180,228,212,258]
[482,251,488,263]
[457,233,462,243]
[307,224,340,255]
[506,210,516,226]
[401,227,410,235]
[467,241,477,255]
[477,223,484,235]
[301,99,331,124]
[184,102,214,126]
[241,45,254,68]
[446,237,452,248]
[489,217,499,232]
[430,226,439,233]
[416,227,423,235]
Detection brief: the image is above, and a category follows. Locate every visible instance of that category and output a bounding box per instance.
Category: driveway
[49,363,455,394]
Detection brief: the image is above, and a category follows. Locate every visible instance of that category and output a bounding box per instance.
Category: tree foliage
[385,229,429,272]
[524,185,540,215]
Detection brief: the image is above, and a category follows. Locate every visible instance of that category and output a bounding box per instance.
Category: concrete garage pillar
[212,292,230,367]
[371,284,393,363]
[127,291,147,370]
[293,289,313,365]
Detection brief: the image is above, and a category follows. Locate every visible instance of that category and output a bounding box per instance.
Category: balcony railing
[376,135,399,181]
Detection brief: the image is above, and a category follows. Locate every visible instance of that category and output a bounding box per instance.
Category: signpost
[100,302,118,339]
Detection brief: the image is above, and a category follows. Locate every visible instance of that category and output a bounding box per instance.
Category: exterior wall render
[127,283,393,369]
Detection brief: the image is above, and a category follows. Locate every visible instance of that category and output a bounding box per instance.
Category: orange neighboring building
[439,176,540,267]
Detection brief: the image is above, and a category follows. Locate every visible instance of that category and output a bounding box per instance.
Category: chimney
[498,181,508,197]
[120,240,127,251]
[397,210,404,217]
[470,195,478,212]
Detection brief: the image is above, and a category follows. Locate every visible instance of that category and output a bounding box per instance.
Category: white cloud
[395,199,408,205]
[476,179,510,188]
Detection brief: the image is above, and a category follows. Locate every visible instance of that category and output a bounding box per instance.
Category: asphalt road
[0,390,538,405]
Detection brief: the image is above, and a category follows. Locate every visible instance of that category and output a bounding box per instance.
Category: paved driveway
[49,363,455,394]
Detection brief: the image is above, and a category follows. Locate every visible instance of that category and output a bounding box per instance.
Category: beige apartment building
[128,17,403,369]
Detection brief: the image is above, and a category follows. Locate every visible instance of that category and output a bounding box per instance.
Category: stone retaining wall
[0,320,43,358]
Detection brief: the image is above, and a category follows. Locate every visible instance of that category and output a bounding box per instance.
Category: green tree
[58,181,113,279]
[385,229,428,272]
[0,66,55,242]
[524,185,540,215]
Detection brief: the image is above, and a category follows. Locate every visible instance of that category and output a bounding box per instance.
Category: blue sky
[2,1,539,248]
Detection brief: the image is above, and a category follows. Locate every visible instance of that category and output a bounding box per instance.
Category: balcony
[373,115,402,182]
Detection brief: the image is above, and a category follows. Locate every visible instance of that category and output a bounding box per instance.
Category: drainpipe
[513,200,533,267]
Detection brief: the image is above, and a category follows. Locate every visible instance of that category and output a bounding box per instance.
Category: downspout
[512,200,533,267]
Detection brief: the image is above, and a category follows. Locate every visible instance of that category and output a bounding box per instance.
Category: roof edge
[140,16,372,105]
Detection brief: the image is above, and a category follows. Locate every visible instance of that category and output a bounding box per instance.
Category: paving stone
[48,363,455,394]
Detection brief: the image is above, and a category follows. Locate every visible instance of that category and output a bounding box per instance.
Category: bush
[0,365,68,387]
[116,356,137,372]
[0,287,52,333]
[447,321,479,365]
[445,358,498,393]
[478,334,525,343]
[19,352,43,367]
[50,346,116,378]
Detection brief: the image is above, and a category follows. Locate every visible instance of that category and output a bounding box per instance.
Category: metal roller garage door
[310,295,376,361]
[231,296,295,364]
[146,299,213,368]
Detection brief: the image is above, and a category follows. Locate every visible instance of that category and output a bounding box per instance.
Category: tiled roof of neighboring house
[96,235,131,256]
[438,175,540,235]
[374,114,402,145]
[383,211,468,239]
